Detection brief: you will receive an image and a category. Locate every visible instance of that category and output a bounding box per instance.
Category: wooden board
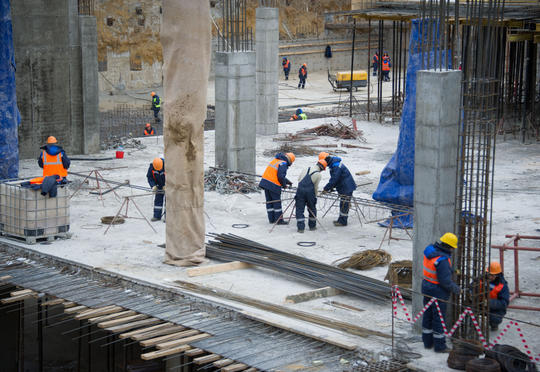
[285,287,341,304]
[140,329,200,347]
[88,310,136,323]
[119,323,173,339]
[131,325,185,341]
[11,289,33,296]
[41,298,65,306]
[1,292,36,304]
[98,314,147,328]
[223,363,248,372]
[140,345,191,361]
[194,354,221,365]
[213,359,234,368]
[185,348,204,357]
[187,261,253,277]
[64,305,88,314]
[105,318,160,333]
[0,275,13,281]
[156,333,211,350]
[76,305,123,320]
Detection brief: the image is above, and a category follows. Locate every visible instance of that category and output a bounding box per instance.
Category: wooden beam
[185,348,204,357]
[244,368,258,372]
[213,359,234,368]
[285,287,342,304]
[119,323,173,339]
[88,310,136,323]
[156,333,211,350]
[508,33,533,42]
[76,305,123,320]
[140,329,200,347]
[1,292,36,304]
[194,354,221,365]
[105,318,160,333]
[131,325,185,341]
[187,261,253,277]
[97,314,147,328]
[140,345,191,360]
[11,289,33,296]
[64,305,88,314]
[62,301,76,308]
[0,275,13,281]
[41,298,65,306]
[223,363,248,372]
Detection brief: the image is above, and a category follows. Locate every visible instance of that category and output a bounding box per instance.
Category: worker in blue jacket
[259,152,295,225]
[147,157,166,221]
[322,156,356,226]
[422,233,461,353]
[38,136,71,173]
[485,261,510,331]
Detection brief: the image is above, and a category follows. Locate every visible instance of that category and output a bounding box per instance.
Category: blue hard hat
[283,57,287,60]
[296,108,302,115]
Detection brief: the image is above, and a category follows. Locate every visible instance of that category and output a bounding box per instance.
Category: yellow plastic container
[336,70,368,82]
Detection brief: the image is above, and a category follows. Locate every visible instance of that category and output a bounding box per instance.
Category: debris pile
[103,136,147,151]
[295,122,365,140]
[335,249,392,270]
[263,144,319,157]
[204,168,259,194]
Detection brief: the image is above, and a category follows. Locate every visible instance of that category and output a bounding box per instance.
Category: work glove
[162,185,166,191]
[152,186,158,192]
[455,269,462,276]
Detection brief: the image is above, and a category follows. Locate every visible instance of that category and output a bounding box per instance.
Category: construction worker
[295,159,326,233]
[144,123,155,136]
[37,136,70,181]
[372,52,380,76]
[259,152,295,225]
[150,92,161,122]
[282,57,291,80]
[298,63,307,89]
[422,233,461,353]
[147,157,165,221]
[322,156,356,226]
[485,261,509,331]
[289,108,307,121]
[382,52,391,82]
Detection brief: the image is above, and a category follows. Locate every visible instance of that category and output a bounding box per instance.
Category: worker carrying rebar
[382,52,391,82]
[319,152,356,227]
[144,123,155,136]
[298,63,308,89]
[259,152,295,225]
[295,159,327,233]
[147,157,165,221]
[282,57,291,80]
[372,52,379,76]
[150,92,162,122]
[422,233,461,353]
[483,261,510,331]
[289,108,307,121]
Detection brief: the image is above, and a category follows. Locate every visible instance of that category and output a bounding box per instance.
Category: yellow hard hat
[440,232,458,249]
[152,157,163,171]
[47,136,57,144]
[318,152,329,160]
[286,152,295,164]
[487,261,502,275]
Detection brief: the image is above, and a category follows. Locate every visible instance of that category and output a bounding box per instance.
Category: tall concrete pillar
[255,7,279,135]
[412,70,461,322]
[215,51,256,174]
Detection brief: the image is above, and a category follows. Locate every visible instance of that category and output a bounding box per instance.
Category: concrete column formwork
[255,7,279,135]
[215,51,256,175]
[412,69,461,322]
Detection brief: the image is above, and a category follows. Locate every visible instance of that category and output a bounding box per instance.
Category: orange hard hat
[318,152,329,160]
[317,159,327,170]
[47,136,57,144]
[286,152,295,164]
[145,123,151,128]
[150,91,156,96]
[487,261,502,275]
[303,63,307,67]
[152,157,163,171]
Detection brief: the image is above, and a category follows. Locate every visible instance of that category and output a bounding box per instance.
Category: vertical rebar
[350,19,356,118]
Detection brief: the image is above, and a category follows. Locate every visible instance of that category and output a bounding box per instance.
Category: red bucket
[116,151,124,159]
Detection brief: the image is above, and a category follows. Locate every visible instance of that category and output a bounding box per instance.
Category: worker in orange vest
[484,262,509,331]
[259,152,295,225]
[144,123,155,136]
[382,52,391,82]
[421,233,461,353]
[298,63,307,89]
[34,136,70,183]
[282,57,291,80]
[372,52,379,76]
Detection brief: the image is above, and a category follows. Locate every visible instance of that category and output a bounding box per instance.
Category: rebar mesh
[218,0,253,52]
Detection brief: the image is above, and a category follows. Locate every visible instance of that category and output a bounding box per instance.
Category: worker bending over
[144,123,155,136]
[150,92,161,122]
[289,108,307,121]
[484,261,509,331]
[320,153,356,226]
[298,63,308,89]
[422,233,461,353]
[282,57,291,80]
[259,152,295,225]
[147,157,165,221]
[295,159,326,233]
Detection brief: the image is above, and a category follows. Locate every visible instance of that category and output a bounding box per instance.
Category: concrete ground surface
[12,72,540,371]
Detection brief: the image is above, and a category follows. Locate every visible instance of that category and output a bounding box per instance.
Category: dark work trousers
[152,106,160,120]
[154,189,164,219]
[337,192,352,225]
[264,189,282,223]
[295,169,318,231]
[383,70,390,82]
[298,77,306,89]
[284,69,289,80]
[373,64,378,76]
[422,296,448,351]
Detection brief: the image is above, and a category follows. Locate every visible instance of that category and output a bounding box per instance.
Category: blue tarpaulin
[372,19,449,228]
[0,0,20,180]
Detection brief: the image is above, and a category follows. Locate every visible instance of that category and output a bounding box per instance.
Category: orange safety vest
[300,67,307,76]
[283,60,290,69]
[423,255,451,285]
[480,280,504,299]
[42,151,67,178]
[382,58,390,71]
[144,128,155,136]
[289,114,298,121]
[261,158,285,187]
[373,54,379,64]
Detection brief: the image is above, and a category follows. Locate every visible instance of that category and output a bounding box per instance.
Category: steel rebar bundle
[206,233,397,303]
[218,0,253,52]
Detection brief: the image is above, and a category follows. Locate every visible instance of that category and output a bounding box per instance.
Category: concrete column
[215,51,256,174]
[412,70,461,322]
[79,15,100,154]
[255,7,279,135]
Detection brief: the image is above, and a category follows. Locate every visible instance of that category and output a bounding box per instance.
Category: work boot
[151,217,160,222]
[276,219,289,225]
[297,229,304,233]
[333,221,346,227]
[434,347,451,353]
[309,226,317,231]
[490,324,499,332]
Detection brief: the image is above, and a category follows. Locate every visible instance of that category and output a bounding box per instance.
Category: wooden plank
[88,310,136,323]
[64,305,88,314]
[119,323,173,339]
[140,329,200,347]
[223,363,248,372]
[131,325,185,341]
[140,345,191,361]
[285,287,341,304]
[194,354,221,365]
[62,301,76,308]
[156,333,211,350]
[355,170,371,176]
[185,348,204,357]
[213,359,234,368]
[75,305,123,320]
[105,318,160,333]
[11,289,33,296]
[187,261,253,277]
[97,314,147,328]
[1,292,36,304]
[244,368,258,372]
[0,275,13,281]
[41,298,65,306]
